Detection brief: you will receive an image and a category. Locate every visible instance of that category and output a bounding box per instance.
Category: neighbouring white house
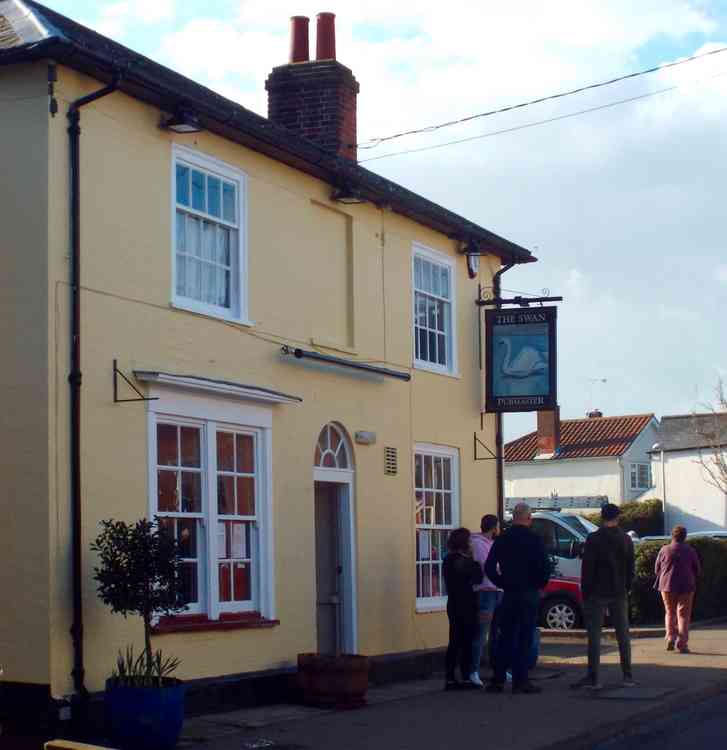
[505,409,659,508]
[649,413,727,531]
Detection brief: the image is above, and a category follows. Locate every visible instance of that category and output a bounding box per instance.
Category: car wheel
[542,598,580,630]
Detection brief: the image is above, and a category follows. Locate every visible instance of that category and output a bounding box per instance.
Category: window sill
[412,361,461,379]
[416,596,448,613]
[152,612,279,635]
[415,605,446,614]
[171,300,255,328]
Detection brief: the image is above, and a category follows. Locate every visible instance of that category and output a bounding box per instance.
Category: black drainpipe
[67,74,120,709]
[492,260,515,522]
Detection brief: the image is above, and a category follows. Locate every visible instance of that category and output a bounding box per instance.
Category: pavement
[179,623,727,750]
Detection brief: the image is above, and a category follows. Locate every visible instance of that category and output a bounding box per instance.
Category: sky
[42,1,727,440]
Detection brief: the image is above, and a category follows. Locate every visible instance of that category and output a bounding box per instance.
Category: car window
[560,514,598,537]
[553,524,579,559]
[531,518,557,555]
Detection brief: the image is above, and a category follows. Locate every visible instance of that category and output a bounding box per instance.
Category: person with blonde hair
[654,525,701,654]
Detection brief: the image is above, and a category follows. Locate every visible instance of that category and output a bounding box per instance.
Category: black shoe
[512,681,542,694]
[485,682,504,693]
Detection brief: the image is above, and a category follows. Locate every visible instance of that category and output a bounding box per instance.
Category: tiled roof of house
[0,0,535,265]
[505,413,655,462]
[653,413,727,453]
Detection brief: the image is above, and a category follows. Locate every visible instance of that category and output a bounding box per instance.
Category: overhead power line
[359,69,727,163]
[358,44,727,150]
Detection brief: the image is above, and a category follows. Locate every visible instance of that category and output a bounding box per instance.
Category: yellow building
[0,0,535,723]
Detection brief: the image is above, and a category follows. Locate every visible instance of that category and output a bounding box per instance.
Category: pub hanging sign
[484,306,557,413]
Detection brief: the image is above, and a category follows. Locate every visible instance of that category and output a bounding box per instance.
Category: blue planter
[105,679,185,750]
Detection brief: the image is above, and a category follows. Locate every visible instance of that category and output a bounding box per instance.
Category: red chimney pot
[289,16,310,63]
[316,12,336,60]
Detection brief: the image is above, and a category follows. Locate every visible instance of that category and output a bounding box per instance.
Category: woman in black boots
[443,527,484,690]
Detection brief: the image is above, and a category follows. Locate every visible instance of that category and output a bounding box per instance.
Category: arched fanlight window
[314,423,351,469]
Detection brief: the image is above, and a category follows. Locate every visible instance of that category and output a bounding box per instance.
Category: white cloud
[717,265,727,282]
[94,0,176,38]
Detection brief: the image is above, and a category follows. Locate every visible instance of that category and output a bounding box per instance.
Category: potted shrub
[92,519,187,750]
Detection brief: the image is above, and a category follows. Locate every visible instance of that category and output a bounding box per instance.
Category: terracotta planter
[297,653,369,709]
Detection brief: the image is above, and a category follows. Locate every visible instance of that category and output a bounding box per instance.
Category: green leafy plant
[630,537,727,624]
[583,499,664,538]
[112,646,182,688]
[92,519,187,687]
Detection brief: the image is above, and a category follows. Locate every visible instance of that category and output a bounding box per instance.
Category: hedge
[630,537,727,624]
[582,498,664,538]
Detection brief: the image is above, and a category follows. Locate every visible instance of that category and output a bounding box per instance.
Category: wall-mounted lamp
[331,185,366,205]
[464,238,481,278]
[161,109,202,134]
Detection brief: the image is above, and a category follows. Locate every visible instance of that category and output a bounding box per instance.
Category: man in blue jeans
[469,514,502,686]
[485,503,550,694]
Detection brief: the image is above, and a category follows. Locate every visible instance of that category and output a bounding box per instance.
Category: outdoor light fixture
[331,184,366,204]
[465,239,481,278]
[162,109,202,134]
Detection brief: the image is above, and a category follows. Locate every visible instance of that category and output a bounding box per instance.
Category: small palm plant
[92,519,187,687]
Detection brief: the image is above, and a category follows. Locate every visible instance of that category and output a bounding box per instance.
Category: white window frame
[414,442,460,612]
[411,243,458,376]
[147,386,275,621]
[630,462,651,491]
[171,144,251,325]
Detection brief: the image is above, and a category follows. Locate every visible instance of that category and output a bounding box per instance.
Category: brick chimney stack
[266,12,360,161]
[537,407,560,456]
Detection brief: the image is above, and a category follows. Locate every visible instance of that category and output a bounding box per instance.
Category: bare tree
[694,379,727,495]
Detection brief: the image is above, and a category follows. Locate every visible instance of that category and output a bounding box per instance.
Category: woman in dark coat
[443,527,484,690]
[654,525,701,653]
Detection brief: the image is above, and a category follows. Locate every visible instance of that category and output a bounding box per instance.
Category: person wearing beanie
[571,503,636,691]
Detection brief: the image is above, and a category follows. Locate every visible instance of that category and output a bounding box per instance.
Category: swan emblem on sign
[499,339,548,379]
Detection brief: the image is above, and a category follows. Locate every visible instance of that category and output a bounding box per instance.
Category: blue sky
[38,1,727,439]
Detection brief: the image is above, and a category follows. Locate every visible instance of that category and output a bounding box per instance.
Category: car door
[531,517,581,579]
[550,520,582,579]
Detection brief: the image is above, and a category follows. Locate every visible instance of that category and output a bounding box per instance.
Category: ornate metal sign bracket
[476,287,563,308]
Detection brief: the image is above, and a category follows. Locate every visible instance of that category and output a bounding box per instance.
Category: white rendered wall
[652,449,727,530]
[505,457,623,504]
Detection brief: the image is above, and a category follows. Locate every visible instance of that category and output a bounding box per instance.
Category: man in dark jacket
[572,503,636,690]
[485,503,550,694]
